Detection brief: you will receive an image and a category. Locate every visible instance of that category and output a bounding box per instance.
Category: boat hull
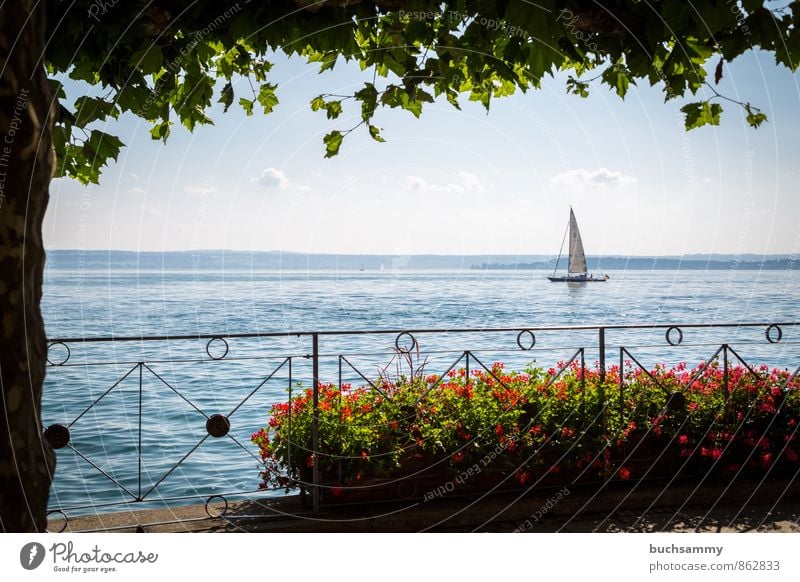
[547,275,608,282]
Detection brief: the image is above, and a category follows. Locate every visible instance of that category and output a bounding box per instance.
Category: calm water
[41,268,800,515]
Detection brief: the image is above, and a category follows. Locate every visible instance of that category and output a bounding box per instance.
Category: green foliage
[44,0,799,180]
[745,104,769,128]
[253,360,800,491]
[681,101,723,130]
[323,130,344,158]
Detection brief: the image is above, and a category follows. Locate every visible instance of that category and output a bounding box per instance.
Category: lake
[41,268,800,516]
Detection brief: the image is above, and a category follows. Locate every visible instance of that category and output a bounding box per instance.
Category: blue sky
[45,48,800,256]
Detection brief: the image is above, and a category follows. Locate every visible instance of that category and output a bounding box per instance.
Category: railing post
[580,348,586,427]
[723,344,729,399]
[311,333,320,515]
[598,327,606,383]
[138,362,143,501]
[619,348,624,425]
[598,327,607,440]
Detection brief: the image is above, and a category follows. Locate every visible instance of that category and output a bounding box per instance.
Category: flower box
[253,361,800,503]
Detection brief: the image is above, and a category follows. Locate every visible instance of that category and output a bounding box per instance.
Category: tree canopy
[47,0,799,185]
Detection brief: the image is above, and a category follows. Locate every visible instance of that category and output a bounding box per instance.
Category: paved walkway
[50,478,800,533]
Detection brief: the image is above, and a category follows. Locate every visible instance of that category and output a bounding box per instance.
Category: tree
[1,0,797,531]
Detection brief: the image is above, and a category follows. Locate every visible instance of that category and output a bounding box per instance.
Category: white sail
[567,208,588,274]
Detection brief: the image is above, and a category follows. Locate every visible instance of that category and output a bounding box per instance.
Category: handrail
[46,321,800,344]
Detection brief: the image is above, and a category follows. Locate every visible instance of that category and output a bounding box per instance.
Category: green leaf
[149,120,171,141]
[132,45,164,75]
[310,96,326,111]
[116,85,156,118]
[323,130,343,158]
[257,83,279,114]
[681,101,723,130]
[73,96,118,127]
[319,52,338,73]
[324,100,343,119]
[566,77,589,98]
[239,97,255,116]
[601,65,633,99]
[219,82,234,113]
[745,104,768,128]
[84,130,124,163]
[48,78,66,100]
[355,83,379,122]
[368,124,385,142]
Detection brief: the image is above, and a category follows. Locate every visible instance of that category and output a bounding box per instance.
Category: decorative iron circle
[46,342,71,366]
[44,424,70,449]
[46,510,69,533]
[205,495,229,518]
[396,478,418,500]
[516,330,536,351]
[665,326,684,346]
[666,391,686,412]
[766,324,783,344]
[205,337,229,360]
[395,331,417,353]
[206,414,230,438]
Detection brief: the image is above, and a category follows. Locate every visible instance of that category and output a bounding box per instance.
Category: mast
[552,218,569,277]
[567,208,588,275]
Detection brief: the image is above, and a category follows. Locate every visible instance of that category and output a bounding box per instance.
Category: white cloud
[130,173,141,181]
[402,172,485,195]
[126,186,146,196]
[254,167,309,191]
[550,167,638,189]
[458,172,485,193]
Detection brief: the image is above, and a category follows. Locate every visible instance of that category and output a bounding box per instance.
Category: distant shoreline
[44,250,797,271]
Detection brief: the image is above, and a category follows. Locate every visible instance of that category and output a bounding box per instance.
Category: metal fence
[43,321,799,529]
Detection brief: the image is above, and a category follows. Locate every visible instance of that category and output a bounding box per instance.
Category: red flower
[619,467,631,480]
[786,448,798,462]
[495,424,503,436]
[451,451,465,463]
[678,435,689,445]
[306,454,315,468]
[760,452,773,468]
[517,471,529,485]
[361,450,368,460]
[331,486,342,496]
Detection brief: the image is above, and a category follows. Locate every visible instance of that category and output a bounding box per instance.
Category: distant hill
[44,250,797,271]
[476,256,798,271]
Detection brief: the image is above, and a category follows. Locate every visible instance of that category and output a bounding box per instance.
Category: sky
[44,46,800,256]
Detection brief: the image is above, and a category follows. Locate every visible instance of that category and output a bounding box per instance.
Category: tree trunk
[0,1,56,532]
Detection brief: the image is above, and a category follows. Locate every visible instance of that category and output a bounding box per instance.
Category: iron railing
[43,322,799,530]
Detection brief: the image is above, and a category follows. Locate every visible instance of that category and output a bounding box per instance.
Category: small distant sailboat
[548,208,608,282]
[359,263,365,272]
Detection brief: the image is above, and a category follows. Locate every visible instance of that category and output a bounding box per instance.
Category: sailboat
[547,208,608,282]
